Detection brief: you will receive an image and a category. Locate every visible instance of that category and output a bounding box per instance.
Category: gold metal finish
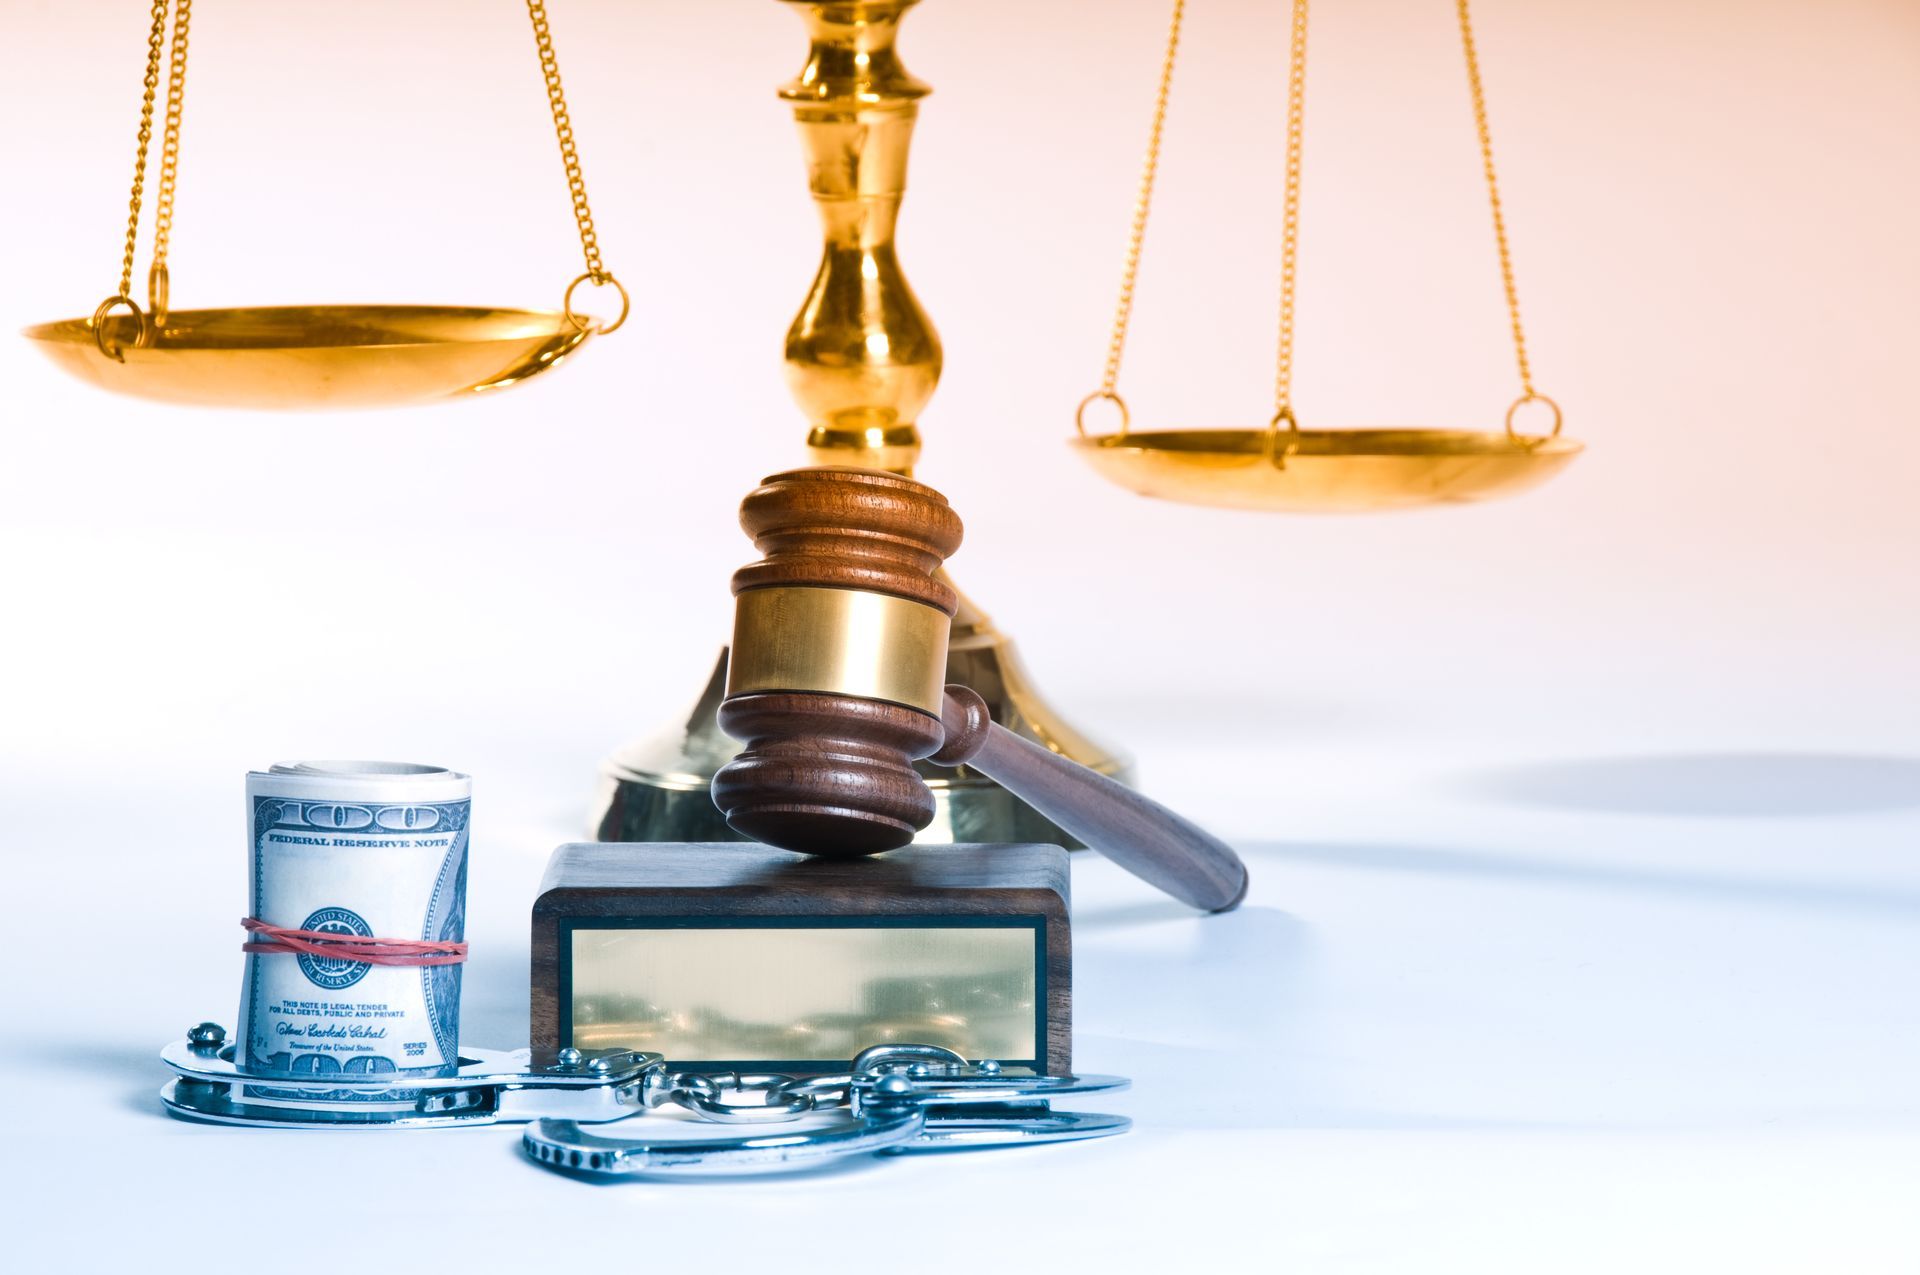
[781,0,941,473]
[726,586,951,715]
[26,306,592,410]
[1074,428,1582,513]
[568,925,1037,1064]
[1272,0,1308,427]
[1073,0,1581,511]
[149,0,191,326]
[1505,392,1563,441]
[1092,0,1184,408]
[113,1,171,322]
[593,0,1132,848]
[1074,389,1130,438]
[1459,0,1535,400]
[32,0,620,406]
[89,296,147,365]
[929,585,1132,839]
[90,0,181,361]
[528,0,627,333]
[563,272,630,336]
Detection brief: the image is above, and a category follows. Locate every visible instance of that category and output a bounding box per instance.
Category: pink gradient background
[2,0,1914,800]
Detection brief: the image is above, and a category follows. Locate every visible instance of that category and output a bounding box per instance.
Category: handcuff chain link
[656,1045,979,1124]
[660,1070,822,1123]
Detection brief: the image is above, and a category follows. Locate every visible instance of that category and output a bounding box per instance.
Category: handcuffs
[161,1026,1130,1179]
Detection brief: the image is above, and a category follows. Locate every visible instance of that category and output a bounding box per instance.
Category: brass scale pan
[28,1,622,411]
[1072,426,1580,514]
[1070,0,1583,514]
[24,305,596,410]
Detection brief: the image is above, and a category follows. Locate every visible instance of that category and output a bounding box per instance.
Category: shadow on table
[59,1042,185,1120]
[1074,890,1358,1133]
[1076,888,1580,1134]
[1252,839,1920,919]
[1072,834,1920,1133]
[1460,751,1920,817]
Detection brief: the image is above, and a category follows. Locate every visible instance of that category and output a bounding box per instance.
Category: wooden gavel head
[712,467,964,856]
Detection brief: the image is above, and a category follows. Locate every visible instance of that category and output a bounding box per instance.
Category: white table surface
[6,705,1918,1272]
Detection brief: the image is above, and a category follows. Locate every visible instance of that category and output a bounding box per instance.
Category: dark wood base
[531,842,1071,1073]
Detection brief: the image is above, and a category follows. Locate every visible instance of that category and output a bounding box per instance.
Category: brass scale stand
[28,0,1579,846]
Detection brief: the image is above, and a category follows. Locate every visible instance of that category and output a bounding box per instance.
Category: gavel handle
[934,687,1249,913]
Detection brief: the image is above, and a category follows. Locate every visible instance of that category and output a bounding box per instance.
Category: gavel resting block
[531,842,1071,1074]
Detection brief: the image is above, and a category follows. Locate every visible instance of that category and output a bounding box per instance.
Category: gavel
[710,467,1249,913]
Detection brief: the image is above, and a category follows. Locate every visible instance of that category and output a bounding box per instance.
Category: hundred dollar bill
[236,762,470,1099]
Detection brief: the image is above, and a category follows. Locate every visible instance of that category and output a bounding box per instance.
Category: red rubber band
[241,917,468,967]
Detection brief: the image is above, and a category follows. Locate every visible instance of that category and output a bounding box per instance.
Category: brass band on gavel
[727,587,952,717]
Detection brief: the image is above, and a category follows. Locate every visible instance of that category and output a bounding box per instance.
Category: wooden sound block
[530,842,1070,1074]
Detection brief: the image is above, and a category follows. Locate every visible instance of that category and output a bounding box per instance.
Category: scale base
[591,588,1131,847]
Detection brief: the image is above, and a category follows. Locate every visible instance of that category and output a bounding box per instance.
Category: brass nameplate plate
[726,585,949,714]
[563,918,1042,1068]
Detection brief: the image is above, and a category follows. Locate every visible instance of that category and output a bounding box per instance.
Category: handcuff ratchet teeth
[159,1029,1131,1174]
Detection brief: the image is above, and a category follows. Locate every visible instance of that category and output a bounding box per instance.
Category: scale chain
[650,1045,984,1124]
[1457,0,1556,438]
[149,0,192,322]
[1101,0,1183,402]
[1075,0,1183,440]
[1081,0,1557,446]
[116,0,170,304]
[99,0,190,357]
[97,1,623,354]
[527,0,627,334]
[1459,0,1527,395]
[1271,0,1309,435]
[94,0,175,359]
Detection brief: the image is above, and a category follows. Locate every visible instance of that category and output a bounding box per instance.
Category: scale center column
[781,0,939,475]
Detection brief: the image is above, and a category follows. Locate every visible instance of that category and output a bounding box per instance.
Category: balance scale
[25,0,1581,845]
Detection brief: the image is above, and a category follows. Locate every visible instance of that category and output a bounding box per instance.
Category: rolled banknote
[236,762,471,1085]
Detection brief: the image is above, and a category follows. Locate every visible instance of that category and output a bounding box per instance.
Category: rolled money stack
[237,762,471,1087]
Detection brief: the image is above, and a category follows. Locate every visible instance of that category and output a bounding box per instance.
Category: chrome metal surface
[159,1036,663,1130]
[160,1028,1132,1174]
[898,1106,1133,1151]
[524,1106,929,1174]
[521,1051,1131,1177]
